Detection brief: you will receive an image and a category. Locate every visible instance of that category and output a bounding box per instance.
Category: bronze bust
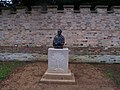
[53,29,65,49]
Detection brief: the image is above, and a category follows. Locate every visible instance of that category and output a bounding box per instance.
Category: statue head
[57,29,62,36]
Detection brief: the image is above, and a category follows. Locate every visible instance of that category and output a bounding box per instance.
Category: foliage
[0,0,120,7]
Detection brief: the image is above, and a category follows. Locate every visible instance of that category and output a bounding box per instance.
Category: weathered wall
[0,6,120,63]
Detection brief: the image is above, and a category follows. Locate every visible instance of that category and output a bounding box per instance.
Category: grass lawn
[0,61,28,80]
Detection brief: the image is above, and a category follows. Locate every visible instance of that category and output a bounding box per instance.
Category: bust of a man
[53,29,65,49]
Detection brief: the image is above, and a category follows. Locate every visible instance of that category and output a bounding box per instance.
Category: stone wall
[0,6,120,56]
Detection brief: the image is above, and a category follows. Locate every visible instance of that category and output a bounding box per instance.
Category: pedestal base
[40,69,75,84]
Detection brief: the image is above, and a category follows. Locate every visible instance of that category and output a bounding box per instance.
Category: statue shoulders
[61,35,65,39]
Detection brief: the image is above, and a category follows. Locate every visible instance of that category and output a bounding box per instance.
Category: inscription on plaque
[51,52,65,72]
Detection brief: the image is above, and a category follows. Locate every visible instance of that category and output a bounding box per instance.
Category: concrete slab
[40,69,75,84]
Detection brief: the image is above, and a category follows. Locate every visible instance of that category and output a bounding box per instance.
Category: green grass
[106,69,120,89]
[0,61,27,80]
[106,70,116,81]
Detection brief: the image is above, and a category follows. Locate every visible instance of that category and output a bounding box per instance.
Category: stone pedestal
[40,48,75,84]
[48,48,68,73]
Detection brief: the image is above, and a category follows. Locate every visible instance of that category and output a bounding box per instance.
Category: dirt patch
[93,63,120,89]
[0,62,118,90]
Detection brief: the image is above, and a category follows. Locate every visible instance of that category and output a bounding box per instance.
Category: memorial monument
[40,29,75,84]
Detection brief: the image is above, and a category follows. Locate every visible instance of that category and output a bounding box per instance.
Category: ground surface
[0,62,119,90]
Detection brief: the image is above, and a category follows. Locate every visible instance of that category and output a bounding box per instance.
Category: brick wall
[0,6,120,55]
